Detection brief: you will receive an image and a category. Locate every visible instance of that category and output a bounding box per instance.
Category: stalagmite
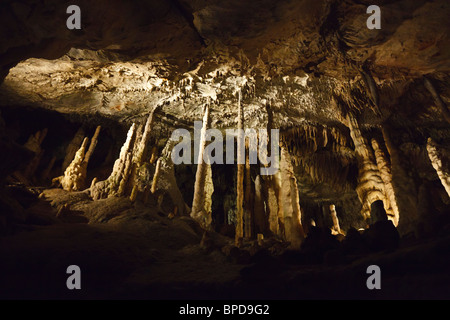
[156,139,187,217]
[265,176,280,236]
[63,127,85,172]
[382,125,419,234]
[329,204,342,235]
[60,137,89,191]
[279,145,305,249]
[345,112,388,222]
[253,175,267,235]
[244,142,253,239]
[151,158,162,194]
[117,152,133,196]
[149,146,158,164]
[424,77,450,124]
[56,126,101,191]
[235,90,244,244]
[23,128,48,179]
[427,137,450,197]
[90,123,136,199]
[83,126,101,165]
[130,185,138,202]
[371,138,400,226]
[191,104,212,229]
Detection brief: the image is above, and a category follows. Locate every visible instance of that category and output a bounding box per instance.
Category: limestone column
[371,138,400,226]
[191,104,212,229]
[244,142,253,239]
[329,204,342,235]
[345,113,388,221]
[279,145,305,249]
[83,126,101,165]
[382,125,419,234]
[235,90,245,244]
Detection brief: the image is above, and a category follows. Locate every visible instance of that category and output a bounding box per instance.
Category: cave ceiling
[0,0,449,131]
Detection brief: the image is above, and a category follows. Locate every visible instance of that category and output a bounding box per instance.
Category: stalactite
[424,77,450,124]
[360,69,379,108]
[236,90,245,244]
[382,125,419,234]
[371,138,400,226]
[427,137,450,197]
[345,113,388,222]
[191,103,212,229]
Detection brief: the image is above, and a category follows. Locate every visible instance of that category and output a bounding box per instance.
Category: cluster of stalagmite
[91,108,159,199]
[55,125,101,191]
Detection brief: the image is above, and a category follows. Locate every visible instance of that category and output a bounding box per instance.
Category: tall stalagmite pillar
[83,126,101,166]
[279,145,305,249]
[235,90,245,245]
[191,103,212,229]
[90,123,136,199]
[244,143,253,239]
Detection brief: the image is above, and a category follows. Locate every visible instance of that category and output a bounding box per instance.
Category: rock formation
[427,138,450,197]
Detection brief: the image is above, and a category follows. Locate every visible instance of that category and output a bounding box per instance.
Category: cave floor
[1,188,450,300]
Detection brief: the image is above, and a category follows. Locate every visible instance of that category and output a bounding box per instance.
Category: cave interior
[1,0,450,300]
